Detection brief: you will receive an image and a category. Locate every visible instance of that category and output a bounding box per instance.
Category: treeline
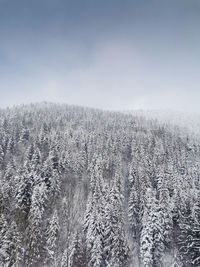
[0,103,199,267]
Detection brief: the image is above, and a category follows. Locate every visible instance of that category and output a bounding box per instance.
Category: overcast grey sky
[0,0,200,112]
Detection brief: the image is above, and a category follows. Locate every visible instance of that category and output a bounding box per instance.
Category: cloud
[0,38,200,113]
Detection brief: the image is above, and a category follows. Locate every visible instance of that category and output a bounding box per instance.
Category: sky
[0,0,200,112]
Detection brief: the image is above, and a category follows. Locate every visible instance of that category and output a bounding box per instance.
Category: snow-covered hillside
[0,103,200,267]
[127,109,200,138]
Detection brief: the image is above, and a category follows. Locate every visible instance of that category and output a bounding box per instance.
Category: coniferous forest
[0,103,200,267]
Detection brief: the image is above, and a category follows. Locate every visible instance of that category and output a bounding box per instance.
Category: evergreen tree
[68,230,86,267]
[0,221,23,266]
[46,209,60,266]
[25,183,47,266]
[104,178,129,267]
[61,248,68,267]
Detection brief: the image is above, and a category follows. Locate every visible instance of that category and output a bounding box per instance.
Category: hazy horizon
[1,0,200,113]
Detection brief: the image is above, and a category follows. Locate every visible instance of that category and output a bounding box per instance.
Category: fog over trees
[0,103,200,267]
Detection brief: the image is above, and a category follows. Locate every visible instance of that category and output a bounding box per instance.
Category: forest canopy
[0,103,199,267]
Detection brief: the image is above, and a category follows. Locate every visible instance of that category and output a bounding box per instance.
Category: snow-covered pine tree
[25,182,47,266]
[157,167,173,249]
[0,221,23,266]
[104,176,129,267]
[140,186,166,267]
[61,248,68,267]
[46,209,60,266]
[140,188,154,267]
[68,230,86,267]
[84,156,106,267]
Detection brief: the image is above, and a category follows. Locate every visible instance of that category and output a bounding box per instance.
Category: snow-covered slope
[0,103,200,267]
[126,109,200,137]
